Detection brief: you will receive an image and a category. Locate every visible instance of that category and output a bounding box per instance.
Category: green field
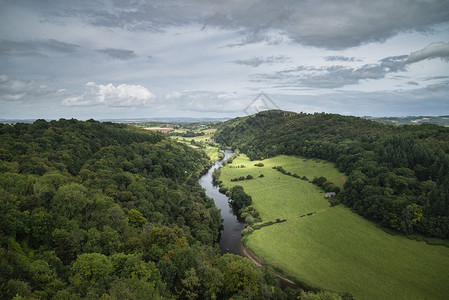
[170,129,223,162]
[220,154,449,300]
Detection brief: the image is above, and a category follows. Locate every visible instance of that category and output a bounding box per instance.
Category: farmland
[169,127,223,162]
[220,154,449,300]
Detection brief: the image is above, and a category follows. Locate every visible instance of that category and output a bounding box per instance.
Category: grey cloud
[164,89,243,113]
[423,75,449,81]
[0,74,65,102]
[0,39,79,57]
[251,41,449,89]
[39,0,449,50]
[251,55,408,88]
[405,42,449,64]
[96,48,138,60]
[325,56,361,62]
[417,82,449,94]
[86,1,192,32]
[73,0,449,49]
[232,55,287,67]
[271,83,449,117]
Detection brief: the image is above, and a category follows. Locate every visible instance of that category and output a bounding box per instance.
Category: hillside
[0,119,295,299]
[215,110,449,239]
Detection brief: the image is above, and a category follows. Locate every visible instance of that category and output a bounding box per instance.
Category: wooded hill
[215,110,449,239]
[0,119,304,299]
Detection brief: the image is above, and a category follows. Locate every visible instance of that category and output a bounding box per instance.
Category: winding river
[198,149,301,290]
[198,150,246,255]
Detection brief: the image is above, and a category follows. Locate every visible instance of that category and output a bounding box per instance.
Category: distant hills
[363,115,449,126]
[100,117,230,123]
[3,115,449,126]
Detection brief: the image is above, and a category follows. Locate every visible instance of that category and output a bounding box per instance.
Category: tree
[217,254,259,297]
[70,253,113,297]
[127,209,147,228]
[52,183,88,220]
[228,185,252,209]
[180,268,201,299]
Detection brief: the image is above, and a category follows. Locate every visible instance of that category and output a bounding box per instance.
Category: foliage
[0,119,297,299]
[215,110,449,238]
[228,185,252,209]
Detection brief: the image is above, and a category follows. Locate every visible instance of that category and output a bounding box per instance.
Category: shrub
[312,176,327,186]
[254,163,264,167]
[245,215,254,225]
[242,226,254,235]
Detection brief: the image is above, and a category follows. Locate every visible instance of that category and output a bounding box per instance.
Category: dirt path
[241,245,303,290]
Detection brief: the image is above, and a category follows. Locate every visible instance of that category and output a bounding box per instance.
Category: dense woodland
[0,119,316,299]
[215,110,449,239]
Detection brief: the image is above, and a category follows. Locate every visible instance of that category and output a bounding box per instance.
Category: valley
[2,111,449,299]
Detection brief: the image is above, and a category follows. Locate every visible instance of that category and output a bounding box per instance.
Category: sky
[1,0,449,120]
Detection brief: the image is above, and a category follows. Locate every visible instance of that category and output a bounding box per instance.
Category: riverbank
[198,150,247,255]
[207,151,305,290]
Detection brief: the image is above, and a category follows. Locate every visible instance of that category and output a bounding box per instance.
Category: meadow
[220,154,449,300]
[170,128,222,162]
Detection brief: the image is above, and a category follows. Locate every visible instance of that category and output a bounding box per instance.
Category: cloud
[405,42,449,64]
[165,91,183,100]
[232,55,287,67]
[62,82,156,107]
[251,41,449,89]
[96,48,138,60]
[61,95,93,107]
[164,89,242,112]
[270,82,449,117]
[63,0,449,50]
[324,56,361,62]
[0,74,64,101]
[0,39,79,57]
[250,55,408,88]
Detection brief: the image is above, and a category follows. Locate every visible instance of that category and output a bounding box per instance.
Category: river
[198,149,246,255]
[198,149,301,290]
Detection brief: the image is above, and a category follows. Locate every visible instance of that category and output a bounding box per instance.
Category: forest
[0,119,316,299]
[214,110,449,239]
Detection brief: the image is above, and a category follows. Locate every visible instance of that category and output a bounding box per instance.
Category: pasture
[170,129,222,162]
[220,154,449,300]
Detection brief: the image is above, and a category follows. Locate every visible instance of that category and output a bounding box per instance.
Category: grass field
[170,129,223,162]
[204,145,221,162]
[220,154,449,300]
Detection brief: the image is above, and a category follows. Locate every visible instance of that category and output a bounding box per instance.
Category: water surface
[198,150,246,255]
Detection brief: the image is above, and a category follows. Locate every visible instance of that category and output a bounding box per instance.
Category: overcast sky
[1,0,449,120]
